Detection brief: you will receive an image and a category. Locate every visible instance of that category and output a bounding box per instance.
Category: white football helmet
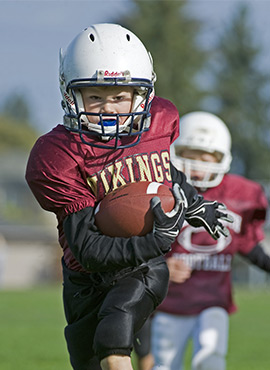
[171,112,232,189]
[59,23,156,149]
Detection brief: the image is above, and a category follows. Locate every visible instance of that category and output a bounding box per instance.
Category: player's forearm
[63,206,170,272]
[244,244,270,272]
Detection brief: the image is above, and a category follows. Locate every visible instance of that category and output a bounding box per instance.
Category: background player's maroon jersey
[158,174,268,315]
[26,96,179,271]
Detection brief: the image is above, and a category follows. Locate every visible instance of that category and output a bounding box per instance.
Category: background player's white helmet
[59,23,156,149]
[171,111,232,189]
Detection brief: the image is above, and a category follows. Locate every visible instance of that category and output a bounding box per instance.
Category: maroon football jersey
[158,174,268,315]
[26,96,179,271]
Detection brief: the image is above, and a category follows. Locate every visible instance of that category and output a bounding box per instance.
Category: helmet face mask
[59,24,156,149]
[171,112,232,190]
[172,151,229,190]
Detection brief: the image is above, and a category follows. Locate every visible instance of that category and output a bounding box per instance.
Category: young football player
[25,25,232,370]
[141,111,268,370]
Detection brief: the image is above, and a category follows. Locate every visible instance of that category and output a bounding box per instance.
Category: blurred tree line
[0,92,38,152]
[118,0,270,181]
[0,94,42,225]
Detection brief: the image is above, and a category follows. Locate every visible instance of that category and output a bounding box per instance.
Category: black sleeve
[170,162,197,206]
[242,244,270,272]
[63,206,170,272]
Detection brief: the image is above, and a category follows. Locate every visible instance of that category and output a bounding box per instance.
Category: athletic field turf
[1,285,270,369]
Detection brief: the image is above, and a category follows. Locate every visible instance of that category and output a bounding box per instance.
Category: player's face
[181,149,219,182]
[80,86,134,125]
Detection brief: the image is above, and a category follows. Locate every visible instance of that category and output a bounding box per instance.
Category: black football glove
[185,195,234,240]
[151,183,188,249]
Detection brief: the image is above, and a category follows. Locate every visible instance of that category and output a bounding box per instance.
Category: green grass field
[1,284,270,369]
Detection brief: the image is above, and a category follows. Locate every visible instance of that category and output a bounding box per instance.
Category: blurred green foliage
[0,115,38,152]
[0,92,39,153]
[0,94,41,224]
[119,1,270,181]
[209,5,270,180]
[119,0,207,114]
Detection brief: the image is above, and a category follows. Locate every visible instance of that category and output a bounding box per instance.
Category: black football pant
[62,257,169,370]
[133,316,152,358]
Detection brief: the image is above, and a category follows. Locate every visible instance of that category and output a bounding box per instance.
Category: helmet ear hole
[126,34,131,41]
[89,34,95,42]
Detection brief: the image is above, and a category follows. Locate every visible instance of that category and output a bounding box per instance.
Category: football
[94,181,175,237]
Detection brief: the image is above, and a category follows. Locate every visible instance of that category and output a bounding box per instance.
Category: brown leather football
[94,181,175,237]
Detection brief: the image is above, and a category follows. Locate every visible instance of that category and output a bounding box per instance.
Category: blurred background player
[135,111,269,370]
